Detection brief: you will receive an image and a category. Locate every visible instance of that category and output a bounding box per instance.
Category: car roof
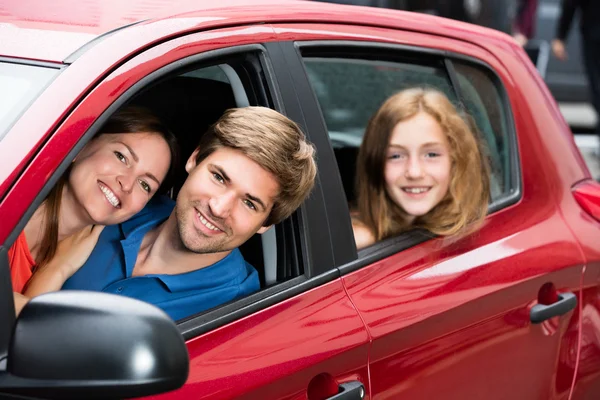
[0,0,511,63]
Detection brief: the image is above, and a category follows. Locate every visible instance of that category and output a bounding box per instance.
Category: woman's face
[68,132,171,225]
[384,111,452,221]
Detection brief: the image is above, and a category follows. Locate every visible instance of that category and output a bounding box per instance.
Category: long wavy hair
[355,87,490,241]
[35,106,179,268]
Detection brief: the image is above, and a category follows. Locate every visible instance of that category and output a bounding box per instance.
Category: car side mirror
[0,291,189,399]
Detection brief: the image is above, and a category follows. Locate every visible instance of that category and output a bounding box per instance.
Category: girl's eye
[139,180,151,193]
[388,153,404,160]
[425,152,441,158]
[114,151,127,163]
[244,199,257,211]
[213,172,225,184]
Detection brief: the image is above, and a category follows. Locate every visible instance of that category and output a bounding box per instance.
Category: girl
[353,87,490,249]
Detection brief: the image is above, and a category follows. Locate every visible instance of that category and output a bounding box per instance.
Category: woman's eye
[139,180,151,193]
[388,153,403,160]
[114,151,127,163]
[425,152,441,158]
[244,200,257,211]
[213,172,225,184]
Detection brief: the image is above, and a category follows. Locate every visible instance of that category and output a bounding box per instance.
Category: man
[552,0,600,142]
[60,107,317,321]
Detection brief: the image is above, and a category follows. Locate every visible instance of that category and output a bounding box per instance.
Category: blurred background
[312,0,600,178]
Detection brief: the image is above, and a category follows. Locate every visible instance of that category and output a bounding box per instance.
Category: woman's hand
[24,225,104,298]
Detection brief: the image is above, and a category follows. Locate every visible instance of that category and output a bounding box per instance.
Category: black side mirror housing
[0,291,189,399]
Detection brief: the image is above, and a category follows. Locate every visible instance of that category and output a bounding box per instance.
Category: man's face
[175,147,280,254]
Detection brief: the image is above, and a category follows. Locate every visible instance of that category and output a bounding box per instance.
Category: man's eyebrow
[211,164,266,210]
[118,141,139,162]
[246,193,267,212]
[213,165,231,183]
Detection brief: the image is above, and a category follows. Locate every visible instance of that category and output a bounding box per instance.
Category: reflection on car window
[304,58,455,148]
[0,62,60,141]
[453,61,511,200]
[304,55,512,205]
[181,65,229,83]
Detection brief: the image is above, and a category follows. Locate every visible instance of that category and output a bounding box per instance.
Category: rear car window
[0,62,60,140]
[303,55,513,204]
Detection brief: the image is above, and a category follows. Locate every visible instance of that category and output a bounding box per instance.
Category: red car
[2,1,600,399]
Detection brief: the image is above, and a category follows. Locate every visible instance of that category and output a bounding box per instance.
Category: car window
[303,54,513,207]
[453,61,512,200]
[0,62,60,141]
[304,58,456,149]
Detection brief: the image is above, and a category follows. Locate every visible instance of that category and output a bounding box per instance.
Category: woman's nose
[117,174,135,193]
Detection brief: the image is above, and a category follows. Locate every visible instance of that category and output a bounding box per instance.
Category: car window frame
[0,40,346,343]
[290,40,522,272]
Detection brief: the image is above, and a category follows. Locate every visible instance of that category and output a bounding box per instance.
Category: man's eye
[139,180,151,193]
[114,151,127,163]
[213,173,225,184]
[244,200,257,211]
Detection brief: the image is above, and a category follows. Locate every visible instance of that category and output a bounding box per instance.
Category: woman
[10,106,179,301]
[352,87,490,249]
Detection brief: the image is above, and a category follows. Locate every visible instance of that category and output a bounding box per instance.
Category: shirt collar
[151,248,247,292]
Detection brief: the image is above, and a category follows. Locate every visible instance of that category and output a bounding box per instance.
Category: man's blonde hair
[195,107,317,226]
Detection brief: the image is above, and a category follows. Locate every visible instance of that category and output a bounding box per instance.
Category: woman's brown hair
[35,106,179,268]
[355,87,490,242]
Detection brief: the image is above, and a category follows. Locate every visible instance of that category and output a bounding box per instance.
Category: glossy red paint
[0,0,509,61]
[572,180,600,222]
[145,279,370,400]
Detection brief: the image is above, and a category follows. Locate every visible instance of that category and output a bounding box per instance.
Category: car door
[0,25,371,399]
[277,22,586,399]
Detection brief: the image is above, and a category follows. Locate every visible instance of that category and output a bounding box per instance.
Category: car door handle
[530,292,577,324]
[324,381,365,399]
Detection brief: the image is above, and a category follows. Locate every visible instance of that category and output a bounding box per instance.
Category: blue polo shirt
[62,196,260,321]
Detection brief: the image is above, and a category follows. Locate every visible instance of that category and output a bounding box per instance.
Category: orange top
[8,231,36,293]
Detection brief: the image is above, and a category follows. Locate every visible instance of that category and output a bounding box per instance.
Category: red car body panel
[147,279,370,399]
[1,1,599,399]
[272,22,589,399]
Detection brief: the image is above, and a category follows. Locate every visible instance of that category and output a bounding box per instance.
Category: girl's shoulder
[351,218,376,250]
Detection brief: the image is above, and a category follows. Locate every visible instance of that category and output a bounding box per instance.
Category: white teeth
[197,211,220,231]
[99,183,120,208]
[403,187,429,194]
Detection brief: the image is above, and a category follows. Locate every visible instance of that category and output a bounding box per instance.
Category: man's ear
[185,148,201,173]
[257,225,273,235]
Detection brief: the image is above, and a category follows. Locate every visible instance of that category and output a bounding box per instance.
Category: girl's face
[67,132,171,225]
[384,111,452,222]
